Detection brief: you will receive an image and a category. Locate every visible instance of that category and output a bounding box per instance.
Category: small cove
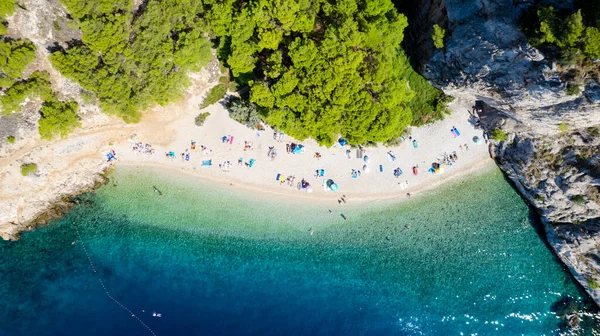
[0,165,596,335]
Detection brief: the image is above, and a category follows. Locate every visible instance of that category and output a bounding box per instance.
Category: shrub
[227,97,262,129]
[402,54,452,126]
[431,24,446,49]
[38,99,80,140]
[559,122,570,133]
[566,83,581,96]
[0,19,7,36]
[588,277,599,290]
[20,163,37,176]
[199,84,227,109]
[588,127,600,137]
[558,48,581,66]
[6,135,15,143]
[194,112,210,126]
[571,194,586,204]
[491,129,508,141]
[1,71,53,114]
[584,27,600,59]
[0,39,37,88]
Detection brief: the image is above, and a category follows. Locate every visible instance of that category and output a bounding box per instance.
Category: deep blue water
[0,166,596,335]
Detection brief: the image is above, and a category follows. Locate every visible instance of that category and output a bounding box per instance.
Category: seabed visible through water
[0,165,598,335]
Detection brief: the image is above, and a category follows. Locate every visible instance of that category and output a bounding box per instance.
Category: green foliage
[491,129,508,142]
[566,83,581,96]
[20,163,37,176]
[51,0,212,122]
[0,0,16,17]
[588,126,600,137]
[559,122,570,133]
[0,20,7,36]
[226,97,263,129]
[558,48,581,66]
[571,194,587,204]
[6,135,14,143]
[38,99,80,140]
[1,71,52,115]
[194,112,210,126]
[0,39,36,88]
[536,8,584,48]
[431,24,446,49]
[588,277,599,290]
[206,0,415,146]
[199,84,227,109]
[402,58,451,125]
[583,27,600,59]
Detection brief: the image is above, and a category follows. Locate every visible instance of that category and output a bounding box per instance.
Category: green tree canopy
[51,0,212,122]
[1,71,52,115]
[0,39,36,88]
[205,0,415,146]
[0,0,16,17]
[38,99,81,140]
[584,27,600,59]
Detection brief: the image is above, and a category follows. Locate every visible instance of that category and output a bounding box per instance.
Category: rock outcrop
[412,0,600,310]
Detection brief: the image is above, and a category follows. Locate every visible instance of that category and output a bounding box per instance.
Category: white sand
[113,97,494,203]
[0,71,494,239]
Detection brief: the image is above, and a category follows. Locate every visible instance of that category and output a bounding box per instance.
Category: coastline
[0,69,493,240]
[117,156,497,206]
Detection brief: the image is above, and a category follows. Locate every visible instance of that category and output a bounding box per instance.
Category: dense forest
[2,0,450,144]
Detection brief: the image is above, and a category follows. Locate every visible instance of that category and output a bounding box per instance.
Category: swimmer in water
[341,214,347,220]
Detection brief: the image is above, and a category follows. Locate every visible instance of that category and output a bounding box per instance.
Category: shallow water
[0,166,594,335]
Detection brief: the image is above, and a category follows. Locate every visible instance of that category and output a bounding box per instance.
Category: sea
[0,165,598,335]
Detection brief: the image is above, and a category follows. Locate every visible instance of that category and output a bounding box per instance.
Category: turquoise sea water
[0,166,596,335]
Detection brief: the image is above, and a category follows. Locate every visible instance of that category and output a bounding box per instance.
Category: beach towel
[453,128,461,136]
[387,152,396,162]
[412,140,419,148]
[248,158,255,167]
[201,160,212,166]
[276,173,281,181]
[229,136,234,144]
[364,155,370,164]
[318,169,325,177]
[379,165,383,172]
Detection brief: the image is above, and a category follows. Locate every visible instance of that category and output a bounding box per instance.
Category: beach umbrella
[364,155,370,164]
[473,136,483,144]
[329,183,338,191]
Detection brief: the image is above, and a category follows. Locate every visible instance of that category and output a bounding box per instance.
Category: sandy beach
[0,72,494,239]
[116,99,494,203]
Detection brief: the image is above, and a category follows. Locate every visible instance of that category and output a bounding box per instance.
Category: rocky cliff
[413,0,600,311]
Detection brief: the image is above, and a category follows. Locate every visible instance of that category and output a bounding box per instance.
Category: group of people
[131,142,155,155]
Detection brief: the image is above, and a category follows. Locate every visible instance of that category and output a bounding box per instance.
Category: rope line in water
[72,223,157,336]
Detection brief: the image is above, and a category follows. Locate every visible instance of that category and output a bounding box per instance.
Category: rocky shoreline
[1,167,112,240]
